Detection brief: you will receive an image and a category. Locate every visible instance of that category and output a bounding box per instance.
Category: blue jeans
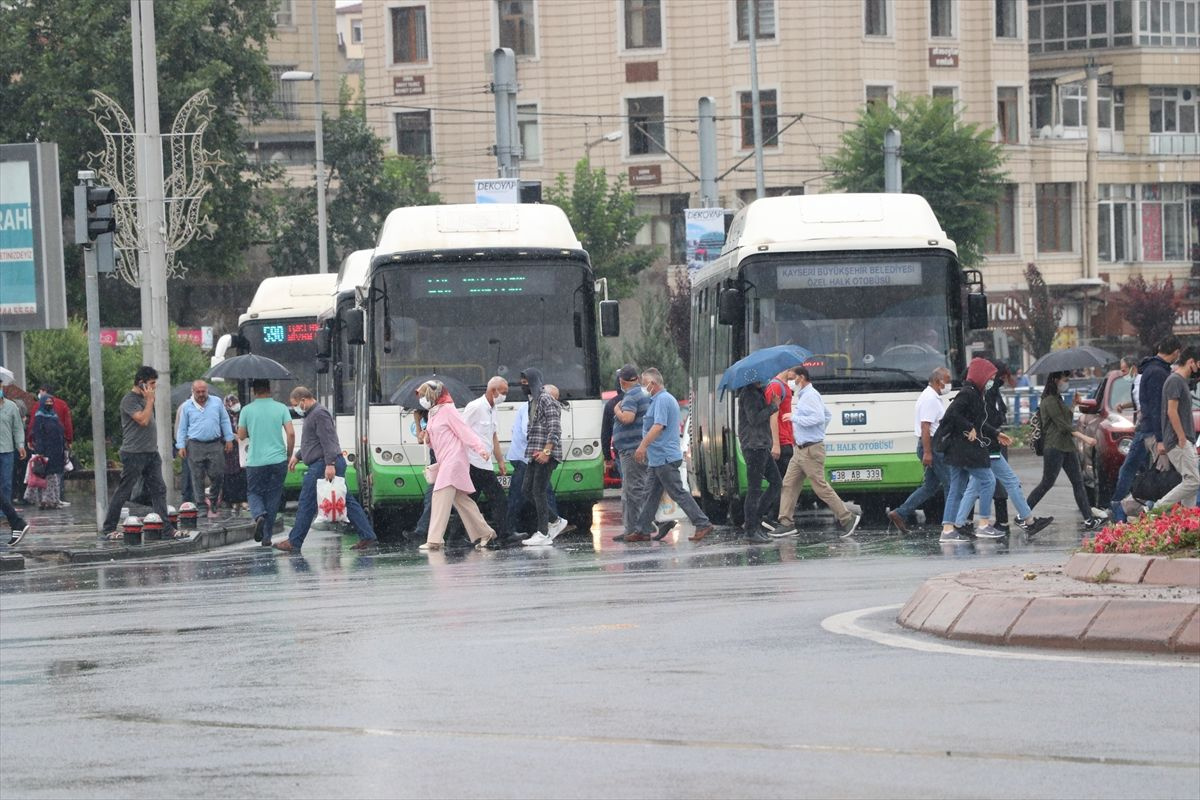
[894,443,949,520]
[989,454,1032,519]
[288,456,376,549]
[1108,430,1152,522]
[506,459,558,533]
[247,461,287,544]
[0,450,26,530]
[943,464,996,526]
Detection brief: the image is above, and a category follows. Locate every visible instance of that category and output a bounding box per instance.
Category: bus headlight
[381,451,393,462]
[571,447,582,457]
[583,444,594,455]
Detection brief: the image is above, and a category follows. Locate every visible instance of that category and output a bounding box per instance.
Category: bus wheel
[371,506,414,542]
[857,496,889,528]
[699,486,728,523]
[726,495,745,527]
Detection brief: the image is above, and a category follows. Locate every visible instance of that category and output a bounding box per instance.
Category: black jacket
[983,383,1008,455]
[938,383,1000,469]
[736,384,779,450]
[1137,355,1172,442]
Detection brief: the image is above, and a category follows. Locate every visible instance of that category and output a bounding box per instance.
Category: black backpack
[1028,408,1045,456]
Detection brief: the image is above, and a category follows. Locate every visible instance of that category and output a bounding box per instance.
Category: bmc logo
[842,410,867,426]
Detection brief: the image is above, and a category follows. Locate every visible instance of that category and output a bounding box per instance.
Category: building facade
[356,0,1199,343]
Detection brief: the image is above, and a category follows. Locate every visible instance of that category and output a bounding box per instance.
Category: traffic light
[74,185,116,243]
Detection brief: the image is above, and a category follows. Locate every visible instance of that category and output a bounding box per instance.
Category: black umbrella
[170,382,223,408]
[1025,346,1117,376]
[389,374,474,408]
[205,354,294,382]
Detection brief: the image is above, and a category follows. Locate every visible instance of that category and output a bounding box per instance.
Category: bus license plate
[830,468,882,483]
[497,474,511,488]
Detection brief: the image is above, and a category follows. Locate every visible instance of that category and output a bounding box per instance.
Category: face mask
[521,384,532,397]
[788,380,799,392]
[293,404,307,416]
[938,384,950,396]
[0,388,4,399]
[418,396,432,410]
[985,379,996,391]
[229,402,241,413]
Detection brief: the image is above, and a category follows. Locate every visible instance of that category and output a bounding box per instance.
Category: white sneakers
[522,532,552,546]
[548,517,569,541]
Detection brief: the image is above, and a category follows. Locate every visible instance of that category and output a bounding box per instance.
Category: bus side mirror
[967,292,988,331]
[718,288,743,325]
[599,301,619,337]
[344,307,366,345]
[314,327,332,359]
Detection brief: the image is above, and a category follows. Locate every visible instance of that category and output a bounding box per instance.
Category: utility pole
[698,97,718,208]
[884,128,902,192]
[1085,61,1099,283]
[491,48,520,178]
[130,0,174,500]
[311,0,328,274]
[747,0,765,199]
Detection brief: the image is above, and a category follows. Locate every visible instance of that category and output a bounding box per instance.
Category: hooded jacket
[938,358,1000,469]
[1136,354,1173,441]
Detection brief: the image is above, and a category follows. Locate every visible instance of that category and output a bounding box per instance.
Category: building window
[865,85,892,108]
[269,65,298,119]
[1139,0,1200,46]
[930,0,955,37]
[1099,184,1136,262]
[351,19,363,44]
[865,0,890,36]
[932,85,958,102]
[395,110,432,157]
[634,194,688,263]
[498,0,536,56]
[1036,182,1074,253]
[997,86,1020,143]
[627,96,665,155]
[624,0,662,49]
[736,0,776,40]
[517,104,540,162]
[391,6,429,64]
[1028,0,1189,51]
[739,90,778,149]
[273,0,293,27]
[996,0,1019,37]
[987,184,1018,254]
[1031,80,1054,132]
[1150,87,1199,133]
[1141,184,1189,260]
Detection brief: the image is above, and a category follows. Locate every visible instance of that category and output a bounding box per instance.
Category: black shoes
[253,515,266,543]
[1016,516,1053,536]
[652,520,677,541]
[745,529,772,544]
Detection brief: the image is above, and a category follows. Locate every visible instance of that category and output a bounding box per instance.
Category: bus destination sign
[777,262,922,290]
[261,322,320,345]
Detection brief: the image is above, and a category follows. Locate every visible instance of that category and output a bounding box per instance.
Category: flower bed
[1084,504,1200,556]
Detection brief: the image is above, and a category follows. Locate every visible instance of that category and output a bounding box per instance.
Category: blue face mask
[0,388,4,399]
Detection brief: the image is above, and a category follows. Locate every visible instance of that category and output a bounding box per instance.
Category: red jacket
[27,396,73,444]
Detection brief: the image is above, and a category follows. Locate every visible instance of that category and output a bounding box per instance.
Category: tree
[822,95,1007,267]
[1116,275,1181,351]
[621,293,687,397]
[545,158,658,297]
[269,103,440,274]
[665,268,691,370]
[1017,263,1061,358]
[0,0,280,302]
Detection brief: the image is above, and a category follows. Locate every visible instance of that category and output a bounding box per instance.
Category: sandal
[475,534,496,550]
[106,530,124,541]
[418,542,442,552]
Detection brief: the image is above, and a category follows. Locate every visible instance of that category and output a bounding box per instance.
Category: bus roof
[238,273,338,326]
[375,203,582,256]
[338,249,373,293]
[722,193,957,257]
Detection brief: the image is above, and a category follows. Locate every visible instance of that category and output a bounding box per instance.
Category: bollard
[179,502,199,530]
[167,505,179,528]
[143,512,164,542]
[122,516,143,546]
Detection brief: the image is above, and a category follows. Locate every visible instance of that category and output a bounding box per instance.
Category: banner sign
[100,327,214,349]
[777,262,922,290]
[475,179,520,204]
[0,143,66,331]
[685,208,727,272]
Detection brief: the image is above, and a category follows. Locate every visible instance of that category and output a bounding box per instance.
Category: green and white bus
[341,203,617,534]
[688,193,987,523]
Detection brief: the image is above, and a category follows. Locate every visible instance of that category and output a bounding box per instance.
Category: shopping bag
[316,476,349,523]
[25,458,47,490]
[63,448,75,473]
[654,460,689,523]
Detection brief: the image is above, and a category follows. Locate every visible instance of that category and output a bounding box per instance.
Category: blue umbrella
[718,345,813,398]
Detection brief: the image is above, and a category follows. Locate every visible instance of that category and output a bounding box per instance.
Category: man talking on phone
[100,366,176,539]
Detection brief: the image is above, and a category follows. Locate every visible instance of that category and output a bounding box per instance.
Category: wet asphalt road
[2,456,1198,799]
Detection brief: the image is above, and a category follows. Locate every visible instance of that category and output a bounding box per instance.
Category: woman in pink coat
[417,380,497,552]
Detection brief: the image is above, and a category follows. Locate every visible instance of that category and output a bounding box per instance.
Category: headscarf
[521,367,545,420]
[36,394,57,418]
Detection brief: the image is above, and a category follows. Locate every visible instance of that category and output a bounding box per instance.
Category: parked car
[1076,369,1200,507]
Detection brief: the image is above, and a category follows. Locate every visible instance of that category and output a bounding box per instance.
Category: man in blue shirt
[633,368,713,542]
[611,364,656,542]
[175,380,234,518]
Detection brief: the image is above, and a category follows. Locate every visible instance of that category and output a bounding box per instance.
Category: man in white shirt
[462,376,516,545]
[887,367,952,534]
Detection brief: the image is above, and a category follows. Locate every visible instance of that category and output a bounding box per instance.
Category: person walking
[1108,336,1181,520]
[462,376,517,546]
[27,395,68,510]
[1114,355,1141,416]
[505,395,565,537]
[26,382,74,447]
[764,368,795,479]
[274,387,376,552]
[175,380,235,518]
[632,368,714,543]
[237,380,295,547]
[1024,371,1102,530]
[888,367,952,534]
[936,358,1006,542]
[769,366,861,539]
[737,380,781,544]
[417,380,496,552]
[1153,346,1199,510]
[0,383,29,545]
[600,370,623,482]
[610,364,658,542]
[101,366,175,539]
[520,368,571,546]
[982,361,1053,537]
[220,393,248,514]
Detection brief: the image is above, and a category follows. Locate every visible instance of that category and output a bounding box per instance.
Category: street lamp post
[280,41,327,272]
[584,130,623,159]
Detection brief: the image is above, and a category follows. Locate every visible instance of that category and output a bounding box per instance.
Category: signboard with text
[685,208,727,272]
[474,178,520,204]
[0,143,66,331]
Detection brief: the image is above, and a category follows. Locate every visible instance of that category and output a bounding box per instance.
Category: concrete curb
[1065,552,1200,589]
[14,520,259,567]
[898,564,1200,655]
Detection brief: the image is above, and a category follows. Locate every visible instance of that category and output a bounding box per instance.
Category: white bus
[688,193,987,524]
[341,203,618,534]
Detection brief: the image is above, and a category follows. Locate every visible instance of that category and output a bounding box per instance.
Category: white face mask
[788,380,799,392]
[293,403,307,416]
[418,396,433,410]
[229,402,241,413]
[938,383,951,396]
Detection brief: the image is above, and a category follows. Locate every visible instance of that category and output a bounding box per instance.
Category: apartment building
[357,0,1198,342]
[336,1,365,100]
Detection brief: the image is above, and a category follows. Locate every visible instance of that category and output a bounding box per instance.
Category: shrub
[1083,505,1200,556]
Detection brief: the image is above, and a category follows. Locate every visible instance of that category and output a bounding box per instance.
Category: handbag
[64,448,75,473]
[30,454,49,478]
[423,462,439,484]
[1131,453,1181,503]
[25,457,47,490]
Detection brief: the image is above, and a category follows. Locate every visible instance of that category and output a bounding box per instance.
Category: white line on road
[822,605,1200,669]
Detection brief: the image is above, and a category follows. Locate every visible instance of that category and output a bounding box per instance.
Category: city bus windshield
[369,260,596,402]
[239,319,321,391]
[744,252,958,391]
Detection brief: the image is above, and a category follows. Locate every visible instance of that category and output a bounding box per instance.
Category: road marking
[822,605,1200,669]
